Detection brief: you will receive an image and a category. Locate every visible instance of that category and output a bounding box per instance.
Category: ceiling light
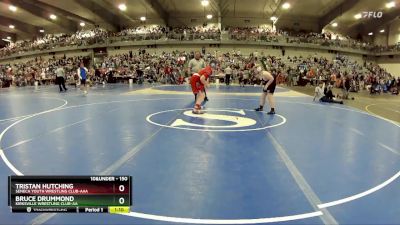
[332,22,338,27]
[140,16,146,21]
[9,25,15,29]
[39,29,45,33]
[380,29,385,33]
[270,16,277,21]
[282,2,290,9]
[9,5,17,12]
[354,14,362,19]
[7,36,11,40]
[368,32,373,35]
[80,22,85,27]
[201,0,209,6]
[386,1,395,8]
[206,14,212,19]
[50,14,57,20]
[118,3,127,11]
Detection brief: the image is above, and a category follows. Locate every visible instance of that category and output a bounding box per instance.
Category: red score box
[71,182,130,195]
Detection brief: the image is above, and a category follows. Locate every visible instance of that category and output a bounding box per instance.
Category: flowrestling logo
[362,11,383,18]
[146,108,286,132]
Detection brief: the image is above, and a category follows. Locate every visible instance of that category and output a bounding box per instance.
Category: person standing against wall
[224,65,232,86]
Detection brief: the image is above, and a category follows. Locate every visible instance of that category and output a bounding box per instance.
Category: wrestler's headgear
[209,60,217,69]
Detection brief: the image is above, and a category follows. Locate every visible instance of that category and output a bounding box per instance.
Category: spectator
[55,64,67,92]
[314,82,343,104]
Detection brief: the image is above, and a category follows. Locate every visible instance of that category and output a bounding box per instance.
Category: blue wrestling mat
[0,84,399,225]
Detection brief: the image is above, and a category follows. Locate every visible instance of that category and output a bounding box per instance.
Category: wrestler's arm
[200,75,209,87]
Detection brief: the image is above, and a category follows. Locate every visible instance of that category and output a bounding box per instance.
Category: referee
[188,51,208,101]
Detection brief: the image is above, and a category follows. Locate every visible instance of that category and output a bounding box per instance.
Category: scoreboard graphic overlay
[8,176,132,213]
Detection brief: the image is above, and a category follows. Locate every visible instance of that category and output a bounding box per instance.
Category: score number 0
[117,183,128,205]
[119,185,125,204]
[117,177,129,205]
